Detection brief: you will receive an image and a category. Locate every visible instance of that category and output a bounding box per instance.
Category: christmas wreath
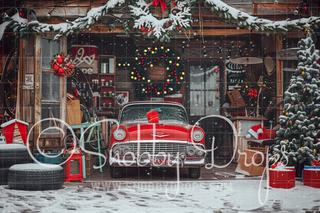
[51,53,75,77]
[129,0,194,42]
[131,45,184,99]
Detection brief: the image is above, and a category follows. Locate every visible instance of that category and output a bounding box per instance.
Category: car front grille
[130,142,187,155]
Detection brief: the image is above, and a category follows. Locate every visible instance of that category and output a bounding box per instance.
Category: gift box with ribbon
[269,161,295,189]
[302,160,320,188]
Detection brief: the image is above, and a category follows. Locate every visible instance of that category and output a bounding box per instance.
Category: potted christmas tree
[269,36,320,178]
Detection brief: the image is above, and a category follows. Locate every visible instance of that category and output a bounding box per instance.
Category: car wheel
[188,167,201,179]
[110,166,122,179]
[0,144,31,168]
[8,163,64,190]
[0,167,9,185]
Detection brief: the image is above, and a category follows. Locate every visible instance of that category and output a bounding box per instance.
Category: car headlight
[123,146,131,154]
[113,145,121,155]
[187,147,195,156]
[192,129,204,142]
[196,149,205,156]
[113,128,126,141]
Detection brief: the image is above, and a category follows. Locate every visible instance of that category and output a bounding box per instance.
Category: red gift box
[303,167,320,188]
[147,110,159,123]
[269,167,295,189]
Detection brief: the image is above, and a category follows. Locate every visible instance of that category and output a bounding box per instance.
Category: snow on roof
[0,143,27,150]
[9,163,63,171]
[1,119,29,128]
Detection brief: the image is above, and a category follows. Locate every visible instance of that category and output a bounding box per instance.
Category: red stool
[65,149,84,182]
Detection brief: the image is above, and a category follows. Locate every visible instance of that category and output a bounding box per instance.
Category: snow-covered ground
[0,180,319,212]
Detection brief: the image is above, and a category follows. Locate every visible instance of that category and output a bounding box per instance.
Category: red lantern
[53,64,59,71]
[56,57,63,64]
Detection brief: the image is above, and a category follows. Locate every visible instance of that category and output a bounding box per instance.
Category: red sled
[303,169,320,188]
[269,168,295,189]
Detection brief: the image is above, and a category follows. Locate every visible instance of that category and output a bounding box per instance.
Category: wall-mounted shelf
[98,55,116,116]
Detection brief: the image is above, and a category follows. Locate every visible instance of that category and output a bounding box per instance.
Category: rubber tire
[8,164,64,190]
[188,167,201,179]
[0,167,9,185]
[0,144,32,168]
[110,166,122,179]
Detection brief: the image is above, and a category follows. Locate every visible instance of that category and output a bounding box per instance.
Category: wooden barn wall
[20,36,36,142]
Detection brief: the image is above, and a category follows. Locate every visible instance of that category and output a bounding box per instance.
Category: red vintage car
[109,101,206,178]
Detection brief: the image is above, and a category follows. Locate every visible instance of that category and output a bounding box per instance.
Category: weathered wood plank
[253,0,300,3]
[278,48,299,60]
[33,7,89,18]
[276,33,283,122]
[24,1,91,7]
[60,36,67,137]
[34,35,42,147]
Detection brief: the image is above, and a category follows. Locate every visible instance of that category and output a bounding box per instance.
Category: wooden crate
[85,154,95,176]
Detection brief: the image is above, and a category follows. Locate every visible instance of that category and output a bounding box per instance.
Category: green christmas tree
[269,37,320,167]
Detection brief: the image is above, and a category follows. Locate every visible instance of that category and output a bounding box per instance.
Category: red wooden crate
[303,169,320,188]
[269,168,295,189]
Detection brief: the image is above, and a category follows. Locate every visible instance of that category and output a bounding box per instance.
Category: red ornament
[58,67,64,74]
[69,64,75,69]
[60,55,66,60]
[53,64,59,71]
[247,88,258,98]
[303,88,306,93]
[178,26,182,30]
[56,57,63,64]
[141,26,145,31]
[290,120,292,125]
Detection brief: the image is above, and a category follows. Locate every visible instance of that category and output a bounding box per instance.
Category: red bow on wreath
[312,159,320,166]
[152,0,167,12]
[248,88,258,98]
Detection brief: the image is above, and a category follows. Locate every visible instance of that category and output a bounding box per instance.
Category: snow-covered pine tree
[269,37,320,167]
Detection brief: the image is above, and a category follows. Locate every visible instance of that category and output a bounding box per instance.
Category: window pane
[42,72,60,101]
[41,39,60,69]
[41,104,60,134]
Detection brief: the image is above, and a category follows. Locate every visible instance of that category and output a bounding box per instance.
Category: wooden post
[276,33,283,122]
[60,36,67,139]
[34,35,42,147]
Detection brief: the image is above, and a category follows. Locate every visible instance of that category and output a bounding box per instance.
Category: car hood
[121,122,192,141]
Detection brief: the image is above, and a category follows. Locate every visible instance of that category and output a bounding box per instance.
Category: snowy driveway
[0,180,319,213]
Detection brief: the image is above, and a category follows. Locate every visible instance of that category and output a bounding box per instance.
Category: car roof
[121,101,184,108]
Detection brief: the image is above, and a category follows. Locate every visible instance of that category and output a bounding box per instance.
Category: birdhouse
[0,119,28,144]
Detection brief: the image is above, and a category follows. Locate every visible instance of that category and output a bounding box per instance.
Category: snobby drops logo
[26,116,269,204]
[90,181,233,192]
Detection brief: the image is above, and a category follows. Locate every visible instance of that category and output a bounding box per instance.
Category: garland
[1,0,320,42]
[129,0,194,42]
[131,45,184,99]
[51,53,75,77]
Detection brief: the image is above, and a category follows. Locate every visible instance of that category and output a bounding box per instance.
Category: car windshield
[120,104,188,123]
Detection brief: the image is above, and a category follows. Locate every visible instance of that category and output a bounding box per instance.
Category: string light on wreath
[51,53,75,77]
[131,45,184,98]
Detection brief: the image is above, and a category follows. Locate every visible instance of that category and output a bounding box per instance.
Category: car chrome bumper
[109,157,206,168]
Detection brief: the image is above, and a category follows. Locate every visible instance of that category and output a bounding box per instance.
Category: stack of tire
[0,144,32,185]
[8,163,65,190]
